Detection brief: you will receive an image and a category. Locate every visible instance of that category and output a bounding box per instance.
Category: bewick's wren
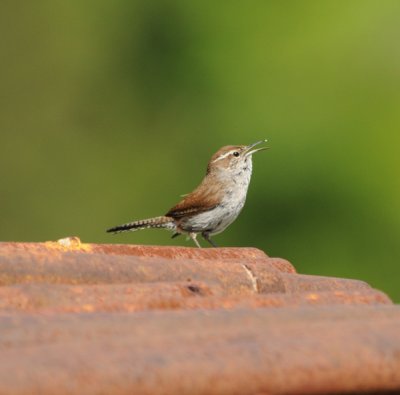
[107,140,268,247]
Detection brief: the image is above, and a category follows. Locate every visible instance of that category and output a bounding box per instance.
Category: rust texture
[0,284,391,313]
[0,239,398,394]
[0,306,400,394]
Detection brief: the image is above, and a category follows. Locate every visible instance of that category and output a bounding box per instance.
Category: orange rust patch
[306,293,320,301]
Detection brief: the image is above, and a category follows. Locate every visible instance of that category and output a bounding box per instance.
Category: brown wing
[166,175,223,219]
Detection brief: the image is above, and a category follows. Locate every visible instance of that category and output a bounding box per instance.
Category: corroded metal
[0,241,374,296]
[0,240,398,394]
[0,284,391,313]
[0,306,399,394]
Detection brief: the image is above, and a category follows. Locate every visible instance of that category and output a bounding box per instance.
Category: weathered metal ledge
[0,239,398,394]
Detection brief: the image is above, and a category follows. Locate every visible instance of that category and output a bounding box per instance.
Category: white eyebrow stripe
[211,150,236,163]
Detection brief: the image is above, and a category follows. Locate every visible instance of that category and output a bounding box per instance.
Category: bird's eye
[233,151,240,157]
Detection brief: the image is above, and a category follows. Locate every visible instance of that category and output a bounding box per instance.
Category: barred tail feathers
[106,216,175,234]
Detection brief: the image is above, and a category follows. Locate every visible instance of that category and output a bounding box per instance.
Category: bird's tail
[106,216,175,234]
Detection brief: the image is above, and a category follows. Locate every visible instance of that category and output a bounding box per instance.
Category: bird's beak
[244,139,269,156]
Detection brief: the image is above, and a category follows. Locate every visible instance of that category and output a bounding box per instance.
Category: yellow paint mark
[44,237,93,253]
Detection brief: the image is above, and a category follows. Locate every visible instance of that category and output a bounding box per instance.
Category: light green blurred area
[1,1,400,300]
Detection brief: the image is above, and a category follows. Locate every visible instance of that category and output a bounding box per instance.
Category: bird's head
[207,140,269,174]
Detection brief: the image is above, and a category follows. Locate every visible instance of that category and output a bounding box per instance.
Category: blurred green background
[1,1,399,301]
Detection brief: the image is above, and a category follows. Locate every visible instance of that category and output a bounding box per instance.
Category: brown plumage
[166,173,224,219]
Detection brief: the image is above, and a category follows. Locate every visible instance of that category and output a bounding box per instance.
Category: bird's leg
[202,232,218,248]
[190,232,201,248]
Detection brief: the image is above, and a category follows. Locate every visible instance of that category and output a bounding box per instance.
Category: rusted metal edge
[0,239,296,273]
[0,283,391,313]
[0,246,381,299]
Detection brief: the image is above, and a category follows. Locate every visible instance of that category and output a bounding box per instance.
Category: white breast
[183,157,253,235]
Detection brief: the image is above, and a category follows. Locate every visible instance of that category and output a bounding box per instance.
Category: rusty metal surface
[0,241,379,297]
[0,241,297,273]
[0,306,400,394]
[0,239,398,394]
[0,284,391,313]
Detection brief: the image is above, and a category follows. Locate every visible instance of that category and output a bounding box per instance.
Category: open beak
[244,139,269,156]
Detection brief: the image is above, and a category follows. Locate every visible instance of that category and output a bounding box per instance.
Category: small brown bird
[107,140,268,247]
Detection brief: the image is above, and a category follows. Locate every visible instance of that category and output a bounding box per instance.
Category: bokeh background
[1,1,399,301]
